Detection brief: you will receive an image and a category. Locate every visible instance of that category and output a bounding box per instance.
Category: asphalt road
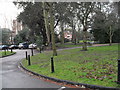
[1,49,62,88]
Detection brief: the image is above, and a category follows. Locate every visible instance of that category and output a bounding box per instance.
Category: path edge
[19,62,120,90]
[0,52,16,58]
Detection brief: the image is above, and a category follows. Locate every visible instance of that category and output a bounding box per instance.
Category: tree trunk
[109,36,112,46]
[109,26,112,46]
[49,4,57,56]
[60,22,64,45]
[72,25,76,44]
[82,27,87,51]
[74,30,76,45]
[77,29,81,43]
[43,2,51,46]
[72,29,74,43]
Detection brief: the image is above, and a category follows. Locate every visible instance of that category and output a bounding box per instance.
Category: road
[1,49,62,88]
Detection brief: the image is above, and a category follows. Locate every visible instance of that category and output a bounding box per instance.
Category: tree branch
[54,18,60,28]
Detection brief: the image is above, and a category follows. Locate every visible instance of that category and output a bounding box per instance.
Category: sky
[0,0,22,30]
[0,0,118,30]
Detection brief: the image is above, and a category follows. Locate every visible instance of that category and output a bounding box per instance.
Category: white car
[18,43,28,49]
[29,43,37,49]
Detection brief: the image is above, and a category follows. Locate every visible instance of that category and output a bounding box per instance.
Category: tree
[42,2,51,46]
[77,2,95,51]
[91,10,108,43]
[54,2,70,45]
[36,35,43,52]
[66,2,78,45]
[49,3,57,56]
[42,2,69,55]
[14,2,47,45]
[0,28,11,44]
[105,12,118,46]
[14,27,29,44]
[15,2,69,56]
[91,3,118,45]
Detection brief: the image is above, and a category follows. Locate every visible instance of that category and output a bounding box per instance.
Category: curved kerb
[19,62,120,90]
[1,52,16,58]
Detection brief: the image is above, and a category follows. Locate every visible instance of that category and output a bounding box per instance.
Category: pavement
[1,49,63,88]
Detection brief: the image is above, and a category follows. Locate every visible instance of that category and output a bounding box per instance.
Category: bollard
[51,57,55,73]
[11,48,13,53]
[118,59,120,84]
[28,55,31,66]
[31,48,33,56]
[4,49,6,55]
[25,51,27,60]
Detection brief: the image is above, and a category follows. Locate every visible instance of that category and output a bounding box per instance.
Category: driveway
[1,49,62,88]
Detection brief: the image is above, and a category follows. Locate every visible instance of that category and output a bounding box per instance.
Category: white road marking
[58,86,66,90]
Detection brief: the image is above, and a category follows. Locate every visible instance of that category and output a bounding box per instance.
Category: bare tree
[77,2,95,51]
[105,12,118,46]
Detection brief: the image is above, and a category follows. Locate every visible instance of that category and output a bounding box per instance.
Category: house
[64,31,72,40]
[12,20,23,37]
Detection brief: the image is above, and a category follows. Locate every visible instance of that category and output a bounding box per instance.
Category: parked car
[18,42,28,49]
[87,41,94,45]
[29,43,37,49]
[9,45,18,49]
[0,45,9,50]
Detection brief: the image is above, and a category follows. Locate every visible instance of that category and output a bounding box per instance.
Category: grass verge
[22,44,120,88]
[0,51,16,57]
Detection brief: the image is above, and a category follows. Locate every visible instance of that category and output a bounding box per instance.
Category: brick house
[64,31,72,40]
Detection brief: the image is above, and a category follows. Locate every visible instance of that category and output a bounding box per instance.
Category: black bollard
[118,59,120,84]
[11,48,13,53]
[31,48,33,56]
[51,57,55,73]
[25,51,27,60]
[28,55,31,66]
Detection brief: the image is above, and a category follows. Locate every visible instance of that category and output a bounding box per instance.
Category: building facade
[12,20,23,37]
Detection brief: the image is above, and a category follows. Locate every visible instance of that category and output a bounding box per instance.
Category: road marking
[58,86,66,90]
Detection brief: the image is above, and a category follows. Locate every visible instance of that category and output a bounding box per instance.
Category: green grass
[56,44,82,48]
[22,44,120,88]
[56,40,94,48]
[79,40,94,43]
[0,51,15,57]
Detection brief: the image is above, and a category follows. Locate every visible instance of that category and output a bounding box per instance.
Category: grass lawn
[56,41,94,48]
[22,44,120,88]
[0,51,15,57]
[56,44,83,48]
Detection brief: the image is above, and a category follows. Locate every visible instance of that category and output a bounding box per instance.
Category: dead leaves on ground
[77,63,116,81]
